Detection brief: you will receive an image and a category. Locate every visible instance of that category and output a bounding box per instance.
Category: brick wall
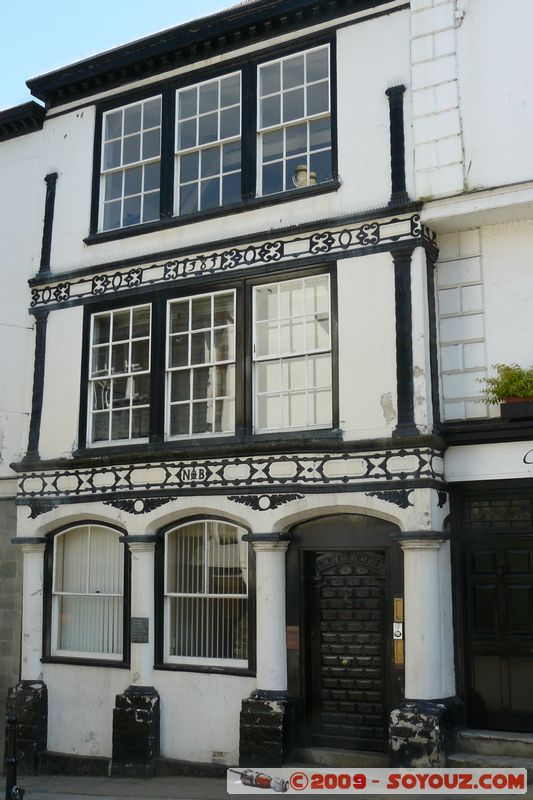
[0,499,22,759]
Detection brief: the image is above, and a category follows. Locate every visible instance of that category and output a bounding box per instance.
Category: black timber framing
[39,173,58,272]
[392,247,418,438]
[24,309,49,459]
[386,84,409,208]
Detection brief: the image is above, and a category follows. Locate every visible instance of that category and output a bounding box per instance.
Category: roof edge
[0,102,45,143]
[26,0,395,107]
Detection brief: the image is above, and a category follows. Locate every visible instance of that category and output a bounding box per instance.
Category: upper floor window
[258,46,331,195]
[81,270,335,447]
[92,43,335,236]
[175,74,242,215]
[166,290,236,438]
[89,305,151,444]
[100,97,161,231]
[253,275,332,431]
[50,525,125,661]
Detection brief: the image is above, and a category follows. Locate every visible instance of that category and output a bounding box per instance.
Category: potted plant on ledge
[478,363,533,420]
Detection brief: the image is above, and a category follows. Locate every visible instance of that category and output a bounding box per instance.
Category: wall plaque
[131,617,149,643]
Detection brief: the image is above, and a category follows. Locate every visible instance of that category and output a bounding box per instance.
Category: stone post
[239,534,293,767]
[112,536,159,777]
[7,539,48,774]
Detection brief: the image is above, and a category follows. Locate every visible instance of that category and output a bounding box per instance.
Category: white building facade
[2,0,532,775]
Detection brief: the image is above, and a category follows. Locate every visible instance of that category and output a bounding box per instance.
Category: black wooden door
[465,535,533,731]
[305,549,388,751]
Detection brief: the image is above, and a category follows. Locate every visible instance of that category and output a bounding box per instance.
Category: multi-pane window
[164,520,249,667]
[253,275,332,431]
[166,291,236,437]
[100,97,161,231]
[175,74,242,214]
[51,525,124,659]
[258,45,332,195]
[89,305,151,443]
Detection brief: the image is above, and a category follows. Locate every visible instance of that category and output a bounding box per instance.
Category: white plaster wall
[44,664,128,757]
[39,307,83,459]
[37,11,411,274]
[0,133,44,477]
[458,0,533,192]
[156,671,255,764]
[481,219,533,381]
[338,252,397,440]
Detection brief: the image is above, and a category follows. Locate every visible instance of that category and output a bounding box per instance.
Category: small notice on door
[286,626,300,651]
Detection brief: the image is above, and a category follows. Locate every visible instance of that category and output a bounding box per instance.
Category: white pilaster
[402,537,456,700]
[411,245,434,433]
[20,542,46,680]
[253,539,289,692]
[126,539,156,688]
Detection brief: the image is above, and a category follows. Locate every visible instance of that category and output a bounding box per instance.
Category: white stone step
[457,729,533,758]
[293,747,388,768]
[448,751,533,784]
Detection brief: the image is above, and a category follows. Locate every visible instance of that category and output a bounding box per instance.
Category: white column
[20,541,46,680]
[402,537,455,700]
[254,539,289,692]
[126,539,156,689]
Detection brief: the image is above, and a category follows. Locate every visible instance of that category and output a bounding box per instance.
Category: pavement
[15,773,533,800]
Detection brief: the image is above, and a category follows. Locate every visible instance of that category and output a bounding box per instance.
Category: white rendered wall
[458,0,533,192]
[39,11,411,274]
[337,253,397,440]
[0,132,44,477]
[39,306,83,459]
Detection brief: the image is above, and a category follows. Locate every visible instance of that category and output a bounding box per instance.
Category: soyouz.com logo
[227,768,527,794]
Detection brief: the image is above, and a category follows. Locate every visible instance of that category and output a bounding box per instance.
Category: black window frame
[42,520,131,669]
[77,263,339,453]
[154,515,256,676]
[88,34,339,243]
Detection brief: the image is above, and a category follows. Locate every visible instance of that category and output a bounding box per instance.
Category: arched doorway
[286,514,403,753]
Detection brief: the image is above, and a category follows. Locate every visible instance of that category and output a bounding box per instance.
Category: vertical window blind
[165,520,249,667]
[52,525,124,658]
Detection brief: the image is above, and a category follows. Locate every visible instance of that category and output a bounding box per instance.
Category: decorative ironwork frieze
[30,214,435,310]
[17,447,444,502]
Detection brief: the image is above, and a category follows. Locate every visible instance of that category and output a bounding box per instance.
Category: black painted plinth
[239,690,293,768]
[111,686,160,778]
[389,698,463,767]
[6,680,48,775]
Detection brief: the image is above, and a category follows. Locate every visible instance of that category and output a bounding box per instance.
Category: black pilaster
[112,685,160,777]
[25,309,49,459]
[386,85,409,207]
[426,255,441,430]
[39,173,58,273]
[6,681,48,775]
[392,249,419,438]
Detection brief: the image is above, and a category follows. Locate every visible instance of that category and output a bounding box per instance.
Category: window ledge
[154,662,255,677]
[73,428,343,462]
[441,417,533,446]
[84,179,341,246]
[41,656,130,669]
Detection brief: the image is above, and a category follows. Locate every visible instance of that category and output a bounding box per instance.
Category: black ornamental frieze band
[29,213,435,310]
[17,447,444,501]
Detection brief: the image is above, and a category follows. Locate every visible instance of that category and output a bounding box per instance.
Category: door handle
[340,657,353,667]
